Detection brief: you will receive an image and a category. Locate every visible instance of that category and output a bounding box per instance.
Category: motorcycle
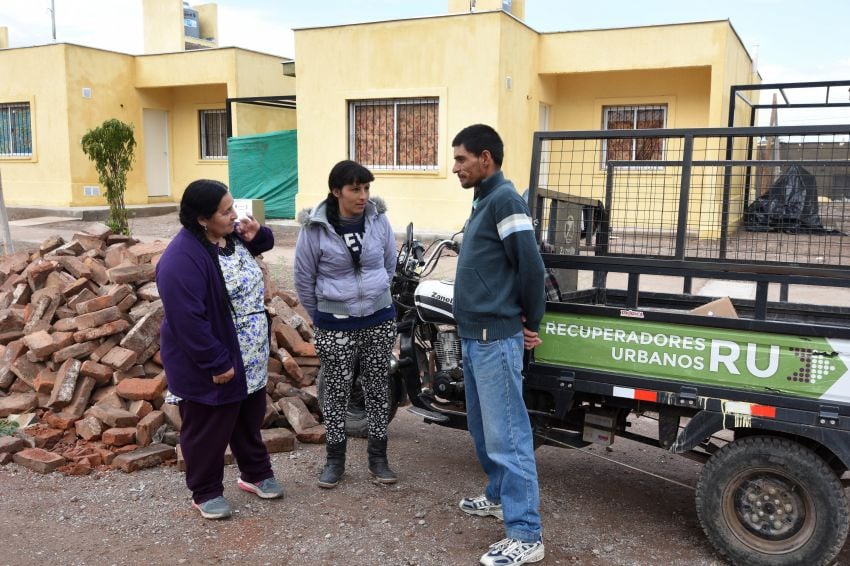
[337,222,467,436]
[390,223,471,431]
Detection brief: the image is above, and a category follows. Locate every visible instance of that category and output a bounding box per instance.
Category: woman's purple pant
[178,388,272,504]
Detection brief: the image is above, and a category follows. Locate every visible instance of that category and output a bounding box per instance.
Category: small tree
[81,119,136,235]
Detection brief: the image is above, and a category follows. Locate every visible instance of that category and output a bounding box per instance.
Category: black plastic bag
[744,164,836,233]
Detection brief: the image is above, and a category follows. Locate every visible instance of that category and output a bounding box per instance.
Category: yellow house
[293,0,757,233]
[0,1,295,210]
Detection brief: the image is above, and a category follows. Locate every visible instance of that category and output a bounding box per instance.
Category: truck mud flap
[524,371,575,420]
[671,411,724,453]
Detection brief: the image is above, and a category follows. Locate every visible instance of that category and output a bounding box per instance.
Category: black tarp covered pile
[744,165,841,233]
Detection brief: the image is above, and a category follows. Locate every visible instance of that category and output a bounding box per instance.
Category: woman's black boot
[367,437,397,484]
[318,440,346,488]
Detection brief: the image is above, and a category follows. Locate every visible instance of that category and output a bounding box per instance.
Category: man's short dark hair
[452,124,504,166]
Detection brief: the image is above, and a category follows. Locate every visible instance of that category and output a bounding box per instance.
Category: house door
[143,109,170,197]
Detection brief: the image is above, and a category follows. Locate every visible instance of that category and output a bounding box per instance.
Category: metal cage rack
[528,124,850,327]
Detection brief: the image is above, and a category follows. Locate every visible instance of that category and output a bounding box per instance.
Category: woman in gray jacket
[294,160,398,488]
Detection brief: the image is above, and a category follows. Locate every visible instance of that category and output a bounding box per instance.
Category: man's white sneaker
[479,538,544,566]
[459,495,504,521]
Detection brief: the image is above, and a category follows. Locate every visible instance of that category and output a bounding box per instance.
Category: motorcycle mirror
[406,223,414,245]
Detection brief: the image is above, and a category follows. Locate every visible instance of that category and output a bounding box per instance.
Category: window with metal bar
[602,105,666,165]
[199,109,227,159]
[349,98,438,170]
[0,102,33,157]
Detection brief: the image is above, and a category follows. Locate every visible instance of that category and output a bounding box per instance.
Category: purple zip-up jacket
[156,226,273,405]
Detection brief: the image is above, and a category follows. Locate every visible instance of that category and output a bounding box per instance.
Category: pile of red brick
[0,224,325,475]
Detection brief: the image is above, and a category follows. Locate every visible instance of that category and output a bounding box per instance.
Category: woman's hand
[235,215,261,242]
[212,367,235,384]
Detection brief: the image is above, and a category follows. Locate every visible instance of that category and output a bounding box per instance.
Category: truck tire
[317,364,401,439]
[695,435,849,566]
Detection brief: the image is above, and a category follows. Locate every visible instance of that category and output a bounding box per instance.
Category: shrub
[81,118,137,235]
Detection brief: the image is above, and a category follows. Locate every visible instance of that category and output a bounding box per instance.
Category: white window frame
[0,102,33,157]
[199,109,227,160]
[601,104,667,167]
[348,97,439,171]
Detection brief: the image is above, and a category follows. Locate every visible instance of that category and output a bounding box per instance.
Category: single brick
[13,447,66,473]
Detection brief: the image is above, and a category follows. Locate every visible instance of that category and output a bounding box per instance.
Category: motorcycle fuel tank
[414,280,456,324]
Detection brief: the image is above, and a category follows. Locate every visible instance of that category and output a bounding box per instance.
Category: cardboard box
[690,297,738,318]
[233,199,266,225]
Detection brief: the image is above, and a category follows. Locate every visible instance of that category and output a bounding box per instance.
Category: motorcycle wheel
[317,365,402,439]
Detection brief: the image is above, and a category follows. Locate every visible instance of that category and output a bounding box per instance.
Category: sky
[2,0,849,124]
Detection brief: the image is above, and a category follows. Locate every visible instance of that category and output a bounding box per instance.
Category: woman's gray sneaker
[192,496,232,520]
[237,477,285,499]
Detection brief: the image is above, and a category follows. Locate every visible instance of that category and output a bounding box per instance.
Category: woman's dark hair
[179,179,229,238]
[178,179,236,314]
[325,160,374,229]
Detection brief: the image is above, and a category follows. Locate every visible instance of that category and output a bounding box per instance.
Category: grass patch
[0,419,19,437]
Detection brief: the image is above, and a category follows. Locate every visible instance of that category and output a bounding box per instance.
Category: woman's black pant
[314,319,396,445]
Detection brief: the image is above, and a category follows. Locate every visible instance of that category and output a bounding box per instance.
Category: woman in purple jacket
[157,179,284,520]
[294,160,398,488]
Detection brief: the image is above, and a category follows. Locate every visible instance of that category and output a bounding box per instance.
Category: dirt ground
[4,410,850,565]
[0,411,740,566]
[2,213,850,565]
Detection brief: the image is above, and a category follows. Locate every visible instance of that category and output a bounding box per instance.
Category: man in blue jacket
[452,124,546,565]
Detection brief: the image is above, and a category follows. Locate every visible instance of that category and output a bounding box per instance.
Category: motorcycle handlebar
[412,242,425,262]
[398,227,460,279]
[432,239,459,254]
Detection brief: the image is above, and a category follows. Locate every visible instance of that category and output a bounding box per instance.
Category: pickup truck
[523,124,850,565]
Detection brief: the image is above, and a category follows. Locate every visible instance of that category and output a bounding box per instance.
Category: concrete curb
[7,204,179,222]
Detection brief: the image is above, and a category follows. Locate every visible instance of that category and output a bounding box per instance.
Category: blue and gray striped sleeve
[496,195,546,331]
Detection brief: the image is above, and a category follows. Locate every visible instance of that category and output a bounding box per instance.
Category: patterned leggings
[314,319,396,445]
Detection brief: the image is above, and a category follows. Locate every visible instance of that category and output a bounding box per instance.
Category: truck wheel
[695,435,849,566]
[317,364,401,439]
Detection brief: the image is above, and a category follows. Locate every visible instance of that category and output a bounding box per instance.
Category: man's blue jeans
[462,331,542,543]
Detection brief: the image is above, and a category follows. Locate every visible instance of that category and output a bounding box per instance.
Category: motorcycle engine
[432,328,464,401]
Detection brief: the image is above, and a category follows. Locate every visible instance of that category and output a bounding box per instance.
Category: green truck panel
[536,312,850,403]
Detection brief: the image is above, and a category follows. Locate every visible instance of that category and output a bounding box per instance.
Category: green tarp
[228,129,297,219]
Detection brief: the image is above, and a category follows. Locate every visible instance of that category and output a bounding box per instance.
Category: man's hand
[521,315,542,350]
[235,215,261,242]
[523,326,542,350]
[212,367,235,384]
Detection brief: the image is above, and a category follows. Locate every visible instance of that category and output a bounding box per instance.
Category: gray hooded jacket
[294,197,396,318]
